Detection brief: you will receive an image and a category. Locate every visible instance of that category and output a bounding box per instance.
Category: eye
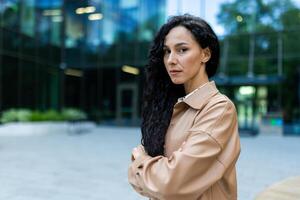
[178,48,188,53]
[163,48,171,55]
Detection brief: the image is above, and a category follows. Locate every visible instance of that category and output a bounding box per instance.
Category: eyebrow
[163,42,189,48]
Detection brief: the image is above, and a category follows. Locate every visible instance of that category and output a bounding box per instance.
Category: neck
[184,73,209,94]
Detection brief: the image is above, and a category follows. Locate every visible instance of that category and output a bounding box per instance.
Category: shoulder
[205,92,237,115]
[190,92,239,148]
[191,92,237,133]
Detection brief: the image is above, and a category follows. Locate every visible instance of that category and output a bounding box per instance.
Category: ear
[201,48,211,63]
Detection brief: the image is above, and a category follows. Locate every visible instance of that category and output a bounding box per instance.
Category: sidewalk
[0,125,299,200]
[237,135,300,200]
[255,176,300,200]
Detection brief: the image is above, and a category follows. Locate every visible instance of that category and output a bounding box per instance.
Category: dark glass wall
[0,0,165,122]
[1,0,62,111]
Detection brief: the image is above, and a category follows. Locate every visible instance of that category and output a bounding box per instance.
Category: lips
[169,69,182,76]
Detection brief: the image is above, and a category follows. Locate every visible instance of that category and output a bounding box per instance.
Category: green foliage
[0,108,87,123]
[61,108,87,121]
[42,110,64,121]
[217,0,296,34]
[30,111,45,122]
[280,8,300,29]
[0,109,32,123]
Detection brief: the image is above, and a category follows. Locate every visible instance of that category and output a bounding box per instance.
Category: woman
[128,14,241,200]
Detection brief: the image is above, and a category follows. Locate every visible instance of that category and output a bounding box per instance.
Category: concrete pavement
[237,135,300,199]
[255,176,300,200]
[0,125,299,200]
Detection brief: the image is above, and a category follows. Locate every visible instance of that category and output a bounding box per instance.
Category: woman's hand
[131,145,147,161]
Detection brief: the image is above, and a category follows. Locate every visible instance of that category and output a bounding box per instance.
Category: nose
[166,52,177,65]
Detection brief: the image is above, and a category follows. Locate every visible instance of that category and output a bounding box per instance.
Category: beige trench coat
[128,81,241,200]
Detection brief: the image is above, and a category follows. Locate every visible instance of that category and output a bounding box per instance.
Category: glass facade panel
[1,56,19,108]
[1,0,20,28]
[20,0,35,37]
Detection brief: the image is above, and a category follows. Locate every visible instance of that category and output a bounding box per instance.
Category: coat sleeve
[128,99,240,200]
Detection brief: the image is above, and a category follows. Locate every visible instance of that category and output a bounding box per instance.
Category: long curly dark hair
[141,14,220,157]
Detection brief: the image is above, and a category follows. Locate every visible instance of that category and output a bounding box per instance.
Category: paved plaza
[0,125,300,200]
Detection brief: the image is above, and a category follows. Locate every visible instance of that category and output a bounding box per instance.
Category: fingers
[132,147,140,160]
[132,145,146,161]
[131,153,135,161]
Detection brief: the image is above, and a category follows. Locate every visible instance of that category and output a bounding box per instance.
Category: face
[163,26,210,88]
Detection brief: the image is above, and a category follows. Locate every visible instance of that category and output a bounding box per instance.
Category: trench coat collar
[178,81,219,110]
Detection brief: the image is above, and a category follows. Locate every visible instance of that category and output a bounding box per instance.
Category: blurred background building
[0,0,299,135]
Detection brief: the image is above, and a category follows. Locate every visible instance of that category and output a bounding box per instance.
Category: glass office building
[1,0,299,134]
[0,0,165,123]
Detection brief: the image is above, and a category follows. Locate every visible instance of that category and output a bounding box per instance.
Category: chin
[171,78,184,85]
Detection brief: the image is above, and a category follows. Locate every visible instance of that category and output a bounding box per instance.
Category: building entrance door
[235,86,258,134]
[116,83,139,125]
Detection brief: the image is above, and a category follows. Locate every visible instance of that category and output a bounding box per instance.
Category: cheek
[184,60,202,77]
[181,52,200,65]
[164,63,168,73]
[163,58,168,68]
[163,61,170,73]
[181,55,200,70]
[189,53,201,64]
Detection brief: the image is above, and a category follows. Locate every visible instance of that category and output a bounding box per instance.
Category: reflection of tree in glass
[217,0,300,123]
